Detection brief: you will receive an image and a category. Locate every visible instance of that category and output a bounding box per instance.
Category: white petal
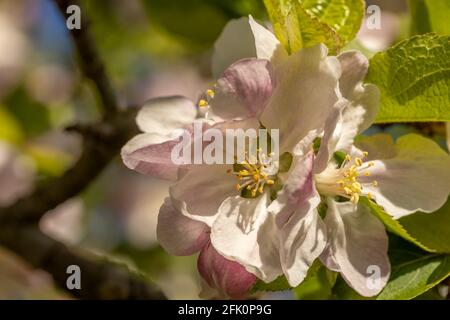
[268,151,316,226]
[170,164,238,227]
[212,16,286,78]
[315,51,380,155]
[136,96,197,135]
[211,193,282,282]
[314,99,348,173]
[279,194,327,287]
[359,134,450,218]
[338,51,380,138]
[323,199,390,297]
[248,16,287,66]
[260,44,341,152]
[338,51,369,98]
[157,198,209,256]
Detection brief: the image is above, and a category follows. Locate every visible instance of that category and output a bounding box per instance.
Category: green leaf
[294,265,337,299]
[251,275,291,293]
[4,87,52,137]
[409,0,450,35]
[0,107,24,144]
[263,0,345,54]
[362,198,435,253]
[25,144,72,177]
[302,0,364,42]
[367,33,450,123]
[399,198,450,254]
[332,275,369,300]
[377,254,450,300]
[334,236,449,300]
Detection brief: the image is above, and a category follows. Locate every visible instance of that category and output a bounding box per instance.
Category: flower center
[228,149,276,197]
[315,152,378,204]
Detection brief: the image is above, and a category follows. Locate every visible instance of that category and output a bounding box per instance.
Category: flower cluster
[122,17,450,298]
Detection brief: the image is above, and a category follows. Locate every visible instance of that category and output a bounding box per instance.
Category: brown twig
[55,0,119,116]
[0,0,167,299]
[0,226,166,300]
[0,109,138,225]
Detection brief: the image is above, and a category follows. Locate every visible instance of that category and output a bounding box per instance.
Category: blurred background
[0,0,446,299]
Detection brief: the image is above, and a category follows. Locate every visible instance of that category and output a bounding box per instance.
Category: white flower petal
[314,51,381,155]
[268,151,316,226]
[136,96,197,135]
[212,16,286,78]
[359,134,450,218]
[279,195,327,287]
[157,198,209,256]
[314,99,348,173]
[170,164,238,227]
[323,199,390,297]
[260,44,341,152]
[338,51,369,98]
[211,193,282,283]
[248,16,287,66]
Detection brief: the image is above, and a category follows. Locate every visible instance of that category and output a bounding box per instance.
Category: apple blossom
[121,16,450,299]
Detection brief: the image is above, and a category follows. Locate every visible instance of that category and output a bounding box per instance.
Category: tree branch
[55,0,119,115]
[0,109,139,224]
[0,0,168,299]
[0,226,166,299]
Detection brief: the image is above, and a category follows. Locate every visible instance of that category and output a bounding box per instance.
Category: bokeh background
[0,0,447,299]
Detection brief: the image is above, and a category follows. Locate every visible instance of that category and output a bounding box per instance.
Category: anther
[198,99,208,107]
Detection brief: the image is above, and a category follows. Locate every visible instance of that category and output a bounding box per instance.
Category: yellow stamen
[232,149,276,197]
[198,99,208,107]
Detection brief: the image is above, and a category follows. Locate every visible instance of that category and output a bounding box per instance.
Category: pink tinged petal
[198,241,257,299]
[121,96,198,180]
[268,152,326,286]
[319,245,341,272]
[324,199,390,297]
[268,152,316,226]
[260,44,341,152]
[170,164,238,227]
[359,134,450,218]
[292,129,320,157]
[212,16,287,78]
[210,194,282,283]
[279,196,327,287]
[157,198,209,256]
[211,59,275,120]
[121,132,183,180]
[136,96,197,135]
